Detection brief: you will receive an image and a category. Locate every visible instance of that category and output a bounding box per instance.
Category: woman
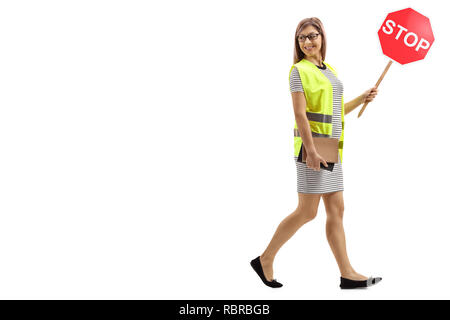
[250,17,382,289]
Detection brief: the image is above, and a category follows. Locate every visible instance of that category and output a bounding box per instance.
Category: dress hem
[297,189,344,194]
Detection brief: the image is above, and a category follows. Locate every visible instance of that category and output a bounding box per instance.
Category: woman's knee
[295,205,319,222]
[296,193,321,222]
[326,204,344,221]
[322,191,345,220]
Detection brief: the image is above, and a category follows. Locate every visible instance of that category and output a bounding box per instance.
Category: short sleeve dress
[290,63,344,194]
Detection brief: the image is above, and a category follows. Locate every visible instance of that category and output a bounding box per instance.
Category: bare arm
[291,91,328,171]
[344,94,364,115]
[291,91,317,154]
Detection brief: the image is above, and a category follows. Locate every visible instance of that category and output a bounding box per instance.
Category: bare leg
[259,192,322,281]
[322,191,368,280]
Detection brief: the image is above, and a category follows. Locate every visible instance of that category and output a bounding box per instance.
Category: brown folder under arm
[300,137,339,163]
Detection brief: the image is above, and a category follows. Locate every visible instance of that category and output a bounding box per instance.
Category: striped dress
[290,63,344,194]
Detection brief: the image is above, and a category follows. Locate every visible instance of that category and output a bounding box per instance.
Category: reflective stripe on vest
[289,58,345,162]
[306,112,332,123]
[294,127,344,139]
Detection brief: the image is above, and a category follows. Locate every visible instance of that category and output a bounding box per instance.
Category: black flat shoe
[340,276,382,289]
[250,256,283,288]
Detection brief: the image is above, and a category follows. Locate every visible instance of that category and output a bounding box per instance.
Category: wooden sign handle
[358,60,393,118]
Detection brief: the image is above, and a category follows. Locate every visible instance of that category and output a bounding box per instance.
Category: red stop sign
[378,7,434,65]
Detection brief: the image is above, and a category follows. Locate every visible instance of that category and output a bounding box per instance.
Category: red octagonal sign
[378,7,434,65]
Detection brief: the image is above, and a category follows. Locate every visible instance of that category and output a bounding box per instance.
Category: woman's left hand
[362,87,378,104]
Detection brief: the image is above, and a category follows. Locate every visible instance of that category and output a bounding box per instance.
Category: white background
[0,0,448,299]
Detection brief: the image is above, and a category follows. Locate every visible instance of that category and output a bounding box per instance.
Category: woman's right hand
[306,151,328,172]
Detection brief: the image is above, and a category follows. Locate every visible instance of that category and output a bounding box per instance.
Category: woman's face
[298,25,322,57]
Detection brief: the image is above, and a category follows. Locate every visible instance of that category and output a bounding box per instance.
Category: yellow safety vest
[289,58,345,162]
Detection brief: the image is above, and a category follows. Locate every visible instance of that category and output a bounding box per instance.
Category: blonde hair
[293,17,327,64]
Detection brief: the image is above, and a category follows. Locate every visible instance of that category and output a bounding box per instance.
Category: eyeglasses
[298,32,320,42]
